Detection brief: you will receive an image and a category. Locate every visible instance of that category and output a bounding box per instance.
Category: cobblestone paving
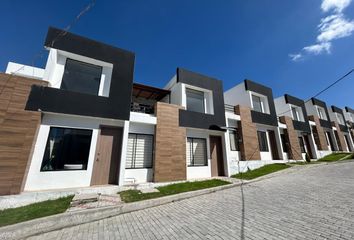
[27,161,354,240]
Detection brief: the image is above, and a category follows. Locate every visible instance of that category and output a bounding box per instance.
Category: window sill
[125,167,153,170]
[187,165,208,167]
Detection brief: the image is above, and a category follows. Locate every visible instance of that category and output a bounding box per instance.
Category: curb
[0,182,241,240]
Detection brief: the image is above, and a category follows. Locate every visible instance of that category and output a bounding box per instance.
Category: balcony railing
[225,104,235,113]
[131,102,154,114]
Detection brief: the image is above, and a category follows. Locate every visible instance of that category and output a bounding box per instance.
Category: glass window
[186,88,205,113]
[252,95,263,113]
[257,131,269,152]
[336,113,345,125]
[292,107,299,121]
[61,59,102,95]
[187,138,207,166]
[229,129,240,151]
[126,134,154,169]
[41,127,93,171]
[298,137,306,153]
[317,107,326,120]
[281,133,288,153]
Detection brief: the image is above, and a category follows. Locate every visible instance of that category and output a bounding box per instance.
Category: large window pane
[336,113,344,125]
[298,137,306,153]
[186,137,207,166]
[292,107,299,121]
[252,95,263,113]
[257,131,269,152]
[126,134,153,169]
[229,129,240,151]
[281,133,288,153]
[41,127,92,171]
[186,88,205,113]
[317,107,326,120]
[61,59,102,95]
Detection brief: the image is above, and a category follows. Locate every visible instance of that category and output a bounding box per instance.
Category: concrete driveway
[27,161,354,240]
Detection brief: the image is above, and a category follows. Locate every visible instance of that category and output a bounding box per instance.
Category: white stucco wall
[224,82,251,108]
[305,101,318,117]
[274,96,291,117]
[24,113,126,191]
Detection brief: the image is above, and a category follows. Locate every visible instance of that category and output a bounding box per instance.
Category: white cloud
[289,53,303,61]
[317,14,354,42]
[321,0,351,13]
[303,42,331,54]
[290,0,353,61]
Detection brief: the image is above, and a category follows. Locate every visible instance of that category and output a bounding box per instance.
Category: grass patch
[0,195,73,227]
[232,164,290,180]
[120,179,230,203]
[318,153,353,162]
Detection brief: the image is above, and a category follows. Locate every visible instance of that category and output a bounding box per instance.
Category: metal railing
[225,104,235,113]
[130,102,154,114]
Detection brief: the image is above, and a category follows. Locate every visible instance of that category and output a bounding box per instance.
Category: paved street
[28,161,354,240]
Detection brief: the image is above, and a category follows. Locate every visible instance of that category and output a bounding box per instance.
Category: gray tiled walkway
[28,161,354,239]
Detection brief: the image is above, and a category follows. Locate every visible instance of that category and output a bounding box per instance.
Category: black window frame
[229,129,240,151]
[257,131,269,152]
[40,126,93,172]
[186,88,205,114]
[60,58,103,96]
[187,137,208,167]
[125,133,154,169]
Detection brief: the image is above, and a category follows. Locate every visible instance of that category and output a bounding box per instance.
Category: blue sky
[1,0,353,107]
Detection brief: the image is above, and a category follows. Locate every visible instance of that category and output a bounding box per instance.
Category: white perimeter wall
[24,113,125,191]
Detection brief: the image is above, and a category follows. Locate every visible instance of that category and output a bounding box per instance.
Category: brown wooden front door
[91,126,123,186]
[210,136,225,177]
[268,130,280,160]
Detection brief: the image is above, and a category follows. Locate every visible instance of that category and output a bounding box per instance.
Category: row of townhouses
[0,27,353,195]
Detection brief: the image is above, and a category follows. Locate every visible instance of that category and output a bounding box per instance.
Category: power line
[0,0,97,97]
[277,68,354,117]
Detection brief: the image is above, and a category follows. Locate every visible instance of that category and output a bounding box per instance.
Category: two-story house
[21,27,135,191]
[224,80,284,172]
[328,106,353,152]
[344,107,354,144]
[305,98,337,157]
[274,94,316,160]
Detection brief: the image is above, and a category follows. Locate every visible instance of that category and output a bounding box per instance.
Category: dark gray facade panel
[319,119,332,129]
[26,27,135,120]
[244,79,278,126]
[177,68,226,130]
[345,106,354,114]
